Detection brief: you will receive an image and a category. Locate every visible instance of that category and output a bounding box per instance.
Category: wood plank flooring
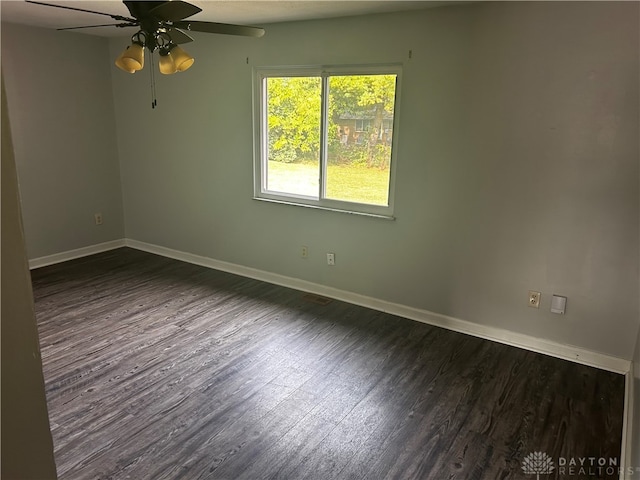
[31,248,624,480]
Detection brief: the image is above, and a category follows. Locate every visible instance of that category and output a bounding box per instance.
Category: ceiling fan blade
[58,23,138,31]
[25,1,134,22]
[166,28,194,44]
[173,20,265,38]
[147,1,201,21]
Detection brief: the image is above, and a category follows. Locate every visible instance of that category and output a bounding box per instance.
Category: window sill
[252,197,396,220]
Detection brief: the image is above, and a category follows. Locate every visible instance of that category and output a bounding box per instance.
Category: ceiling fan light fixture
[115,48,136,73]
[169,45,194,72]
[158,50,178,75]
[115,42,144,72]
[123,42,145,71]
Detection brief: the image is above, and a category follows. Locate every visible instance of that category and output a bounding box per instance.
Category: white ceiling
[0,0,460,36]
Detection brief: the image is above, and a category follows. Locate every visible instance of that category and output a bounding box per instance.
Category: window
[253,65,401,217]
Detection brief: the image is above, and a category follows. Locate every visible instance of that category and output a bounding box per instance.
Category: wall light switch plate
[551,295,567,314]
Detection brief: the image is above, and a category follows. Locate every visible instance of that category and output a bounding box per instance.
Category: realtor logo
[522,451,555,479]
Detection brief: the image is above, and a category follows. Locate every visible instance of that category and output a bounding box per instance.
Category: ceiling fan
[26,1,265,75]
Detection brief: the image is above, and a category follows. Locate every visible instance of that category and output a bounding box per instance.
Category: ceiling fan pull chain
[150,52,158,109]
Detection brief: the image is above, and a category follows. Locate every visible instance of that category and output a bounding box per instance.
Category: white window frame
[252,64,402,219]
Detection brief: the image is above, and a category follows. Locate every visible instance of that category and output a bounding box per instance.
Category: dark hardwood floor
[31,248,624,480]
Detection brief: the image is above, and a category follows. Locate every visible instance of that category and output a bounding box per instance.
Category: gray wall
[110,2,639,359]
[1,73,58,479]
[1,23,124,259]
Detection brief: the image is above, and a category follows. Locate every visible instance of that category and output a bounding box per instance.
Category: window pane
[265,76,321,197]
[326,74,396,206]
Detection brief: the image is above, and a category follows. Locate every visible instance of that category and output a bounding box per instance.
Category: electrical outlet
[94,213,103,225]
[326,253,335,266]
[528,290,541,308]
[301,246,308,258]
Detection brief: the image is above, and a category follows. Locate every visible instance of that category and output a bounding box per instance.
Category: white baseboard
[28,239,125,269]
[125,238,631,375]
